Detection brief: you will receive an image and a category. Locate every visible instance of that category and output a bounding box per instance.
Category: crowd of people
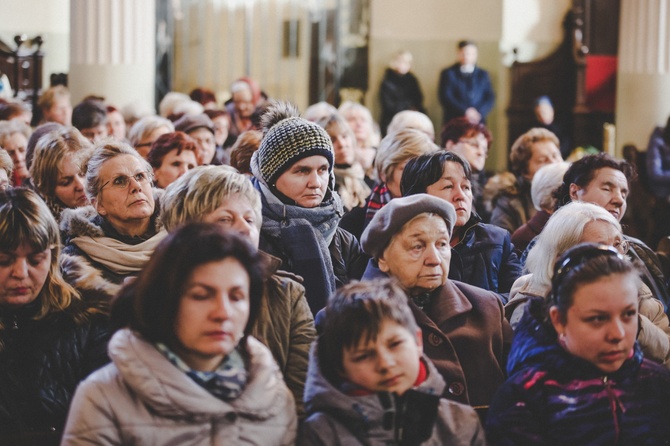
[1,43,670,444]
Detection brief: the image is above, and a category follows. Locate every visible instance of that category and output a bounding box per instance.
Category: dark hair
[317,279,418,385]
[26,122,63,170]
[230,130,262,175]
[116,222,265,347]
[146,131,198,168]
[190,87,217,106]
[550,242,639,322]
[458,40,476,49]
[0,101,29,121]
[204,108,230,121]
[553,153,636,210]
[400,150,472,197]
[72,100,107,131]
[440,117,492,147]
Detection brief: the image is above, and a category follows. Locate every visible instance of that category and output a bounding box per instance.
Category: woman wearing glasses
[505,201,670,367]
[486,243,670,444]
[60,141,166,301]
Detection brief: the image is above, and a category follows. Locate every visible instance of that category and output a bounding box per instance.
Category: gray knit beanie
[251,100,334,186]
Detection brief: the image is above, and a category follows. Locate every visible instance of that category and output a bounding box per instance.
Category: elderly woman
[387,110,435,140]
[339,101,379,179]
[487,243,670,444]
[127,115,174,159]
[0,188,109,442]
[401,151,522,300]
[29,127,92,222]
[506,201,670,367]
[316,112,370,211]
[62,223,297,444]
[160,165,315,417]
[60,141,166,301]
[340,128,438,240]
[0,149,12,190]
[146,131,197,189]
[250,100,366,315]
[361,194,513,412]
[0,120,31,187]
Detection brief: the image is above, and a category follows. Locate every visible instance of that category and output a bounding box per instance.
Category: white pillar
[616,0,670,152]
[69,0,156,112]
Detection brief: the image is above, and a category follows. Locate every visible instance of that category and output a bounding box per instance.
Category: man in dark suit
[438,40,495,126]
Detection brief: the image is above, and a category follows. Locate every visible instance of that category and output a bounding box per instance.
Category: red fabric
[585,55,618,112]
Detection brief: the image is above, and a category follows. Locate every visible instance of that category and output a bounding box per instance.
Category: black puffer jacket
[0,298,110,439]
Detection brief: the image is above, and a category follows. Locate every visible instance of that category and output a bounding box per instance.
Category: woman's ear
[569,183,581,201]
[377,256,390,273]
[549,306,566,335]
[445,140,455,151]
[93,198,106,216]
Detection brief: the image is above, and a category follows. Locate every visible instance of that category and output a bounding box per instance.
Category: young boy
[299,279,486,445]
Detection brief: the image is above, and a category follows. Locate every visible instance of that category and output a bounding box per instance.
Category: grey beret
[361,194,457,259]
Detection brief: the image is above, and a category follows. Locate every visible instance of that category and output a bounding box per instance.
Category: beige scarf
[71,229,168,275]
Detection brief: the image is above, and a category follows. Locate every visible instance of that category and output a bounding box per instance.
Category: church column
[69,0,156,111]
[616,0,670,152]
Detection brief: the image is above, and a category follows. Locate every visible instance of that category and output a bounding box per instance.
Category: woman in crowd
[360,194,513,413]
[505,201,670,367]
[127,115,174,159]
[487,243,670,444]
[401,150,522,299]
[250,100,366,315]
[160,165,315,417]
[316,112,370,211]
[339,128,438,240]
[0,120,31,187]
[37,85,73,126]
[229,129,262,176]
[60,141,166,301]
[29,127,92,222]
[442,117,492,221]
[105,105,127,142]
[146,131,197,189]
[0,149,12,190]
[62,223,297,444]
[0,188,109,442]
[339,101,378,181]
[386,110,435,140]
[204,108,233,164]
[379,50,426,135]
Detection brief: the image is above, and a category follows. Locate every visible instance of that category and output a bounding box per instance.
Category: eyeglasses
[551,244,626,304]
[613,239,630,255]
[101,171,153,191]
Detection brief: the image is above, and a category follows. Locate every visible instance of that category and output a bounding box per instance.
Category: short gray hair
[387,111,435,141]
[127,116,174,147]
[531,161,570,211]
[160,165,262,232]
[0,120,31,147]
[85,140,152,202]
[375,128,438,182]
[526,201,621,288]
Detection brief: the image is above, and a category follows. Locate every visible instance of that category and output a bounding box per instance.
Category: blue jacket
[450,214,522,302]
[438,63,495,124]
[646,126,670,198]
[486,300,670,445]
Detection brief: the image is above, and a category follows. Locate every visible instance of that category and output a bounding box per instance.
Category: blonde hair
[375,128,438,182]
[161,165,262,232]
[38,85,71,112]
[0,149,13,180]
[0,120,31,147]
[509,127,560,177]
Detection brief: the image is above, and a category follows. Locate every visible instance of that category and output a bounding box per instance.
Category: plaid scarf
[364,183,392,228]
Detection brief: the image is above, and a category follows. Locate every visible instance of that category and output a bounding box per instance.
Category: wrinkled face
[378,215,451,295]
[385,159,409,199]
[0,169,9,191]
[525,140,562,180]
[55,153,88,208]
[570,168,629,222]
[107,111,127,141]
[173,258,251,372]
[95,154,155,232]
[136,126,171,159]
[80,124,109,144]
[344,110,372,146]
[458,44,478,66]
[4,132,29,179]
[202,195,260,248]
[341,321,423,395]
[446,132,488,172]
[327,125,356,166]
[275,155,330,208]
[551,273,638,374]
[44,97,72,126]
[232,88,255,119]
[425,162,473,228]
[153,149,197,189]
[189,128,216,165]
[580,220,629,255]
[212,115,230,147]
[0,244,51,308]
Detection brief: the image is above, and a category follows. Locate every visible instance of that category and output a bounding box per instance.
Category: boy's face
[341,321,423,395]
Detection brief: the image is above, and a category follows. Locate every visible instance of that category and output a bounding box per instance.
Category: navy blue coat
[438,63,495,124]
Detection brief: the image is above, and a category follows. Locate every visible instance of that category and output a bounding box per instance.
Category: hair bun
[260,100,301,136]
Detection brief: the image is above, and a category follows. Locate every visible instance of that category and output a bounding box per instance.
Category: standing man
[438,40,495,125]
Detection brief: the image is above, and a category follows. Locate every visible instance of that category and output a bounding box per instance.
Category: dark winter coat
[438,63,495,125]
[486,301,670,445]
[379,68,425,133]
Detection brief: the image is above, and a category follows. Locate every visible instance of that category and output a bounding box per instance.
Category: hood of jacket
[108,328,290,420]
